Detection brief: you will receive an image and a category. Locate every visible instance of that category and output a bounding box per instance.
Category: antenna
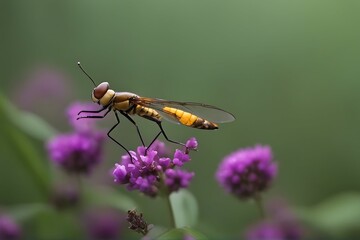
[77,61,96,87]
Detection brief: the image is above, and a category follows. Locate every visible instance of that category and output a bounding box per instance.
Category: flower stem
[254,194,265,218]
[75,174,84,211]
[166,193,176,228]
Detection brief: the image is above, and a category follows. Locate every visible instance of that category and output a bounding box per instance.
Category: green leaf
[0,108,51,197]
[8,203,51,221]
[296,192,360,236]
[157,227,208,240]
[84,186,137,211]
[169,189,198,228]
[0,94,58,141]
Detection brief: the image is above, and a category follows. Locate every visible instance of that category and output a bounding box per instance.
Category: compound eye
[93,82,109,99]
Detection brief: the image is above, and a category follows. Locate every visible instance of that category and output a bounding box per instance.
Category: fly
[76,62,235,158]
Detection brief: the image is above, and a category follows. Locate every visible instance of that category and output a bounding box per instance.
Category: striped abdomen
[133,105,162,122]
[162,107,218,130]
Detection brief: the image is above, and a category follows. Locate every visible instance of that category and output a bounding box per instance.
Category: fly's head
[92,82,115,106]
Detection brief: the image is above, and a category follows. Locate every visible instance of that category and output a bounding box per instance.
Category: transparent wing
[133,97,235,123]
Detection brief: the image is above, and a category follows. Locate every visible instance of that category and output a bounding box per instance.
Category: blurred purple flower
[13,68,73,110]
[47,101,106,174]
[0,215,21,240]
[11,67,74,128]
[67,102,100,132]
[47,131,105,174]
[246,221,284,240]
[183,234,195,240]
[113,138,196,197]
[246,219,304,240]
[216,145,277,199]
[85,209,124,240]
[245,198,305,240]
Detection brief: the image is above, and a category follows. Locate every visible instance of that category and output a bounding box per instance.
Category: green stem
[166,193,176,228]
[254,194,265,218]
[75,174,85,211]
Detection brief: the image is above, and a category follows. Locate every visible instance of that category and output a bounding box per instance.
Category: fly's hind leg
[156,122,185,146]
[143,116,185,152]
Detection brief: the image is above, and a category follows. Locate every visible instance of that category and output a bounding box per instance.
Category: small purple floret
[185,137,198,150]
[216,145,277,199]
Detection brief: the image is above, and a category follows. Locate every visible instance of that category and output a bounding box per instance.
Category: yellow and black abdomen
[163,107,218,130]
[134,105,162,122]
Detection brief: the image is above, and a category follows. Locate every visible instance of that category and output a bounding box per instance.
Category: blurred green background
[1,0,360,238]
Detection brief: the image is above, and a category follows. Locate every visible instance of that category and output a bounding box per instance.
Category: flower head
[47,131,105,174]
[12,67,72,112]
[216,145,277,199]
[47,102,106,174]
[112,138,196,197]
[0,215,21,240]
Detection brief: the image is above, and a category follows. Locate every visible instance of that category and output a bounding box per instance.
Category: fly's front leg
[120,111,146,147]
[108,111,133,162]
[77,107,112,120]
[77,105,108,115]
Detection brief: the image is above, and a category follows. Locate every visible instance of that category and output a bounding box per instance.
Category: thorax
[112,91,139,111]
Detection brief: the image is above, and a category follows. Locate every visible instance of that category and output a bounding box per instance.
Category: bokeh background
[1,0,360,239]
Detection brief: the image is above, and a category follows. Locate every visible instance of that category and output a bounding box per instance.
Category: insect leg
[156,122,185,146]
[77,107,112,120]
[143,116,185,148]
[119,111,146,147]
[78,105,108,115]
[145,131,162,155]
[108,111,133,162]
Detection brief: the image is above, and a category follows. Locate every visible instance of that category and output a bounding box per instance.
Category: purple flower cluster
[47,102,105,174]
[216,145,277,199]
[0,215,21,240]
[113,139,197,197]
